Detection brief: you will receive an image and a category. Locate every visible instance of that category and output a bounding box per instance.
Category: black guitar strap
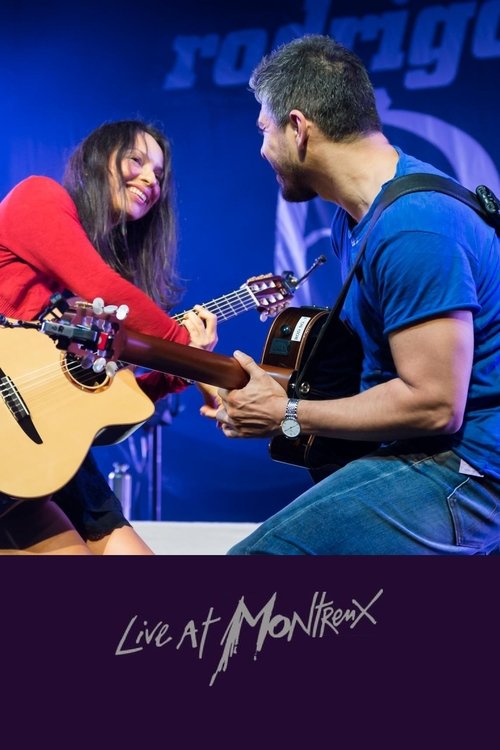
[295,173,500,392]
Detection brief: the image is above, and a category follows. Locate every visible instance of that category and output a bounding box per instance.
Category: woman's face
[108,131,165,222]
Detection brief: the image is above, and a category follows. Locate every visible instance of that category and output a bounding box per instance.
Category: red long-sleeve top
[0,176,191,401]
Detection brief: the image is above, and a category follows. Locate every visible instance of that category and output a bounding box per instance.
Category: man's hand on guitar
[182,305,218,351]
[216,350,287,438]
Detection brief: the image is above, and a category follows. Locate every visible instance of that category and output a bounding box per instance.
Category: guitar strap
[294,173,500,392]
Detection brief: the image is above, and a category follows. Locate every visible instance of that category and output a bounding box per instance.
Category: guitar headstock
[245,257,327,321]
[40,298,126,377]
[245,272,297,321]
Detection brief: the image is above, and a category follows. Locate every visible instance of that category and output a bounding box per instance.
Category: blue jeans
[228,447,500,555]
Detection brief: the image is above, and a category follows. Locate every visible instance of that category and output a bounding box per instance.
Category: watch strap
[285,398,300,420]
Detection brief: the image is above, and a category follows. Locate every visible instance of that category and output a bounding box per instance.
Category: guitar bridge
[0,367,43,444]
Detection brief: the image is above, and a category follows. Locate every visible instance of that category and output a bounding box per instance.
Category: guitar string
[0,357,111,399]
[181,296,284,319]
[0,361,126,423]
[0,354,89,387]
[183,300,251,318]
[173,295,254,321]
[172,285,286,321]
[1,380,122,426]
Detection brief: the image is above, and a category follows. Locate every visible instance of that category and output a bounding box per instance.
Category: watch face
[281,417,301,439]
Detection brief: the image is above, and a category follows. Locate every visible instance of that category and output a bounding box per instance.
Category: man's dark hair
[250,34,381,141]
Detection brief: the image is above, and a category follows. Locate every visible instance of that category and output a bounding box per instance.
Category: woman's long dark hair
[63,119,183,308]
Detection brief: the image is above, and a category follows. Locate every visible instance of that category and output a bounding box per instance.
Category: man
[216,35,500,555]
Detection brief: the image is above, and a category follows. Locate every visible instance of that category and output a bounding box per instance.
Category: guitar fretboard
[173,286,257,323]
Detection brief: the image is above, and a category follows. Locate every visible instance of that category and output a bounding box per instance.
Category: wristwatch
[280,398,301,439]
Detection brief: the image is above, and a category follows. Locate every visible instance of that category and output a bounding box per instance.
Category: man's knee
[226,539,250,555]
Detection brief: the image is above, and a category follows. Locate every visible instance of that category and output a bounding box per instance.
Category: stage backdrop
[1,0,499,521]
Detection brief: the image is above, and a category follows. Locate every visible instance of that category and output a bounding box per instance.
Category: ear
[288,109,309,150]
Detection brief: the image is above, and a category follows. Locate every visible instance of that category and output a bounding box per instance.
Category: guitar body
[262,307,379,475]
[0,326,154,498]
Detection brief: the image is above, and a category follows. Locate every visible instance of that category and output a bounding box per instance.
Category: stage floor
[132,521,259,555]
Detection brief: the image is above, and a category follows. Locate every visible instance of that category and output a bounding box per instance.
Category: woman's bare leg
[87,525,155,555]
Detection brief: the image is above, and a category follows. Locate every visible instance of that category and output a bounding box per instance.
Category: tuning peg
[116,304,129,321]
[92,297,105,314]
[80,352,95,370]
[259,311,269,322]
[92,356,107,373]
[247,273,271,283]
[103,304,118,314]
[105,361,118,378]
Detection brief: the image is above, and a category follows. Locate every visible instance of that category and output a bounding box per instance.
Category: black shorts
[0,496,72,549]
[1,452,130,546]
[53,451,131,542]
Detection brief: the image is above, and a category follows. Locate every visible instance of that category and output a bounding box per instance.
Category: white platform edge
[131,521,259,555]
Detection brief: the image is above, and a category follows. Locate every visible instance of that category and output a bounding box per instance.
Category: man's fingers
[232,349,262,374]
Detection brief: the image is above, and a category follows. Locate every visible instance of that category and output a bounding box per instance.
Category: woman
[0,119,218,555]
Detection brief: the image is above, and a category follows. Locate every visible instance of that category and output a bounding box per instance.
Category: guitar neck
[119,329,292,392]
[172,286,257,323]
[121,329,249,389]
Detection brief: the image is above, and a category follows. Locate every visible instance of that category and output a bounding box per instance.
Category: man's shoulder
[392,148,451,181]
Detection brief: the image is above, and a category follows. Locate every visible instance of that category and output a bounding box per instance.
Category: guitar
[261,306,379,476]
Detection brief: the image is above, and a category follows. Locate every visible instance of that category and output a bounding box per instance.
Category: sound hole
[63,353,109,391]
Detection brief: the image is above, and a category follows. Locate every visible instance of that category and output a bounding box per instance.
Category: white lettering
[472,0,500,57]
[405,2,477,89]
[163,34,219,90]
[329,11,408,71]
[273,0,332,48]
[292,316,313,342]
[213,29,268,86]
[161,1,499,92]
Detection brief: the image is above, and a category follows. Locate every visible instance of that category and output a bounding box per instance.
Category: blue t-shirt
[331,148,500,479]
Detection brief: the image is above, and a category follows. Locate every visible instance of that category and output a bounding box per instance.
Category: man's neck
[312,133,399,222]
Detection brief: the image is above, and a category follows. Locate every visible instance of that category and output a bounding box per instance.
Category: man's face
[257,104,317,203]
